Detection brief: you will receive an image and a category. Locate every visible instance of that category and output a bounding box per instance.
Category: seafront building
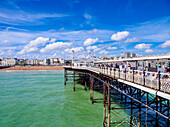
[28,59,44,66]
[45,58,65,66]
[132,53,136,57]
[125,52,131,58]
[0,58,65,66]
[17,59,28,65]
[0,58,17,66]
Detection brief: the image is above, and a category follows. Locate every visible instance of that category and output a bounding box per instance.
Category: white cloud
[18,37,50,54]
[93,48,101,52]
[134,43,153,49]
[84,13,92,24]
[86,46,101,52]
[59,27,64,31]
[0,9,68,25]
[50,38,56,42]
[126,17,170,42]
[159,40,170,48]
[84,13,92,20]
[92,29,98,33]
[145,49,154,53]
[0,29,116,58]
[99,50,108,55]
[0,40,10,44]
[64,47,84,53]
[0,50,5,56]
[111,31,130,41]
[124,37,139,43]
[83,38,98,46]
[0,50,16,58]
[27,37,49,48]
[86,46,97,50]
[107,46,117,50]
[40,42,72,53]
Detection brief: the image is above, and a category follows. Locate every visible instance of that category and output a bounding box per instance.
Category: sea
[0,70,129,127]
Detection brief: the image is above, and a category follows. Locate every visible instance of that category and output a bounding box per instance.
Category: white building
[125,53,131,58]
[44,59,50,66]
[28,59,42,65]
[0,58,17,66]
[49,58,65,65]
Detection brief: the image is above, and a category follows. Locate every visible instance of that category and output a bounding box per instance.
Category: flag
[72,50,75,53]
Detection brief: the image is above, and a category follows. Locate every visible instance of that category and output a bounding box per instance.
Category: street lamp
[72,50,75,66]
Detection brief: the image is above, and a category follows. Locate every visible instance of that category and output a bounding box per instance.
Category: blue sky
[0,0,170,59]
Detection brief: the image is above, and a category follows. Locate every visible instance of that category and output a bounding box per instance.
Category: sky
[0,0,170,60]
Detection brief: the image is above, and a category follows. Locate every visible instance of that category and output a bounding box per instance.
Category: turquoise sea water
[0,70,129,127]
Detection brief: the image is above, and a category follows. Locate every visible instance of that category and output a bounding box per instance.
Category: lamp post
[72,50,75,66]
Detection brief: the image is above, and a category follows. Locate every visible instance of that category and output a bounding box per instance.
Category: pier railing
[70,66,170,94]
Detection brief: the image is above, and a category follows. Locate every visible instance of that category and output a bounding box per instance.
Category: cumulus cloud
[0,50,16,58]
[93,48,101,52]
[1,40,10,44]
[0,50,5,56]
[40,42,72,53]
[92,29,98,33]
[111,31,130,41]
[159,40,170,48]
[50,38,56,42]
[83,38,98,46]
[84,13,92,20]
[124,37,139,43]
[86,46,97,50]
[18,37,50,54]
[107,46,117,49]
[134,43,153,49]
[64,47,84,53]
[84,13,92,24]
[99,50,108,55]
[145,49,154,53]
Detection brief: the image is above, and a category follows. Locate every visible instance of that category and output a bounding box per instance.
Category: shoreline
[0,66,64,70]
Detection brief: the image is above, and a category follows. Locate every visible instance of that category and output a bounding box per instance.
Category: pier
[63,58,170,127]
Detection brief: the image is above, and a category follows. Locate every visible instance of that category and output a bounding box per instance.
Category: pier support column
[64,69,67,85]
[156,95,158,126]
[84,74,87,91]
[124,85,127,104]
[145,92,148,127]
[167,100,169,127]
[107,84,111,127]
[103,83,106,127]
[130,86,133,127]
[138,89,141,127]
[90,74,93,104]
[73,71,75,91]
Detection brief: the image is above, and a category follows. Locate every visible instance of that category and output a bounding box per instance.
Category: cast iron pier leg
[64,69,67,85]
[130,86,133,127]
[85,74,87,91]
[73,71,75,91]
[107,84,111,127]
[156,95,158,126]
[90,74,93,104]
[167,100,169,127]
[103,83,106,127]
[139,89,141,127]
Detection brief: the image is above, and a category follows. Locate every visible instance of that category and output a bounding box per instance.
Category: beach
[0,66,64,70]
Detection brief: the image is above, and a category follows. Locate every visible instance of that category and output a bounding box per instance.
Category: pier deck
[63,66,170,127]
